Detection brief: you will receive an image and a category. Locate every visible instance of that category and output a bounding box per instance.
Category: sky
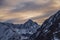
[0,0,60,24]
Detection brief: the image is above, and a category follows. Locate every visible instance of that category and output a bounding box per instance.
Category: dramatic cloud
[0,0,60,24]
[9,0,51,12]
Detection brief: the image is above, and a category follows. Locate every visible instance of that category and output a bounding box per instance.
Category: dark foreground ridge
[29,10,60,40]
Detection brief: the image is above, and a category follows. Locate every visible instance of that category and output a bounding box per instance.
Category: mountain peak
[0,19,39,40]
[24,19,33,24]
[56,10,60,15]
[27,19,33,23]
[57,10,60,12]
[23,19,39,28]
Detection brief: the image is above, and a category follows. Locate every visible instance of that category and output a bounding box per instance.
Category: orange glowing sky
[0,0,60,24]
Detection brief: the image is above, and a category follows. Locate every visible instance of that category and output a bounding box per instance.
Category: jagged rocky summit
[0,19,40,40]
[29,10,60,40]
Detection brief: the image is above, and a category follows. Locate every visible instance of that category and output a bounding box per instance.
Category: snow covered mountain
[29,10,60,40]
[0,19,40,40]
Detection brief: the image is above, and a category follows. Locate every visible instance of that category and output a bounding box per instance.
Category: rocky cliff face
[0,19,40,40]
[29,10,60,40]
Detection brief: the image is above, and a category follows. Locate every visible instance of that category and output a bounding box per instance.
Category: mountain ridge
[0,19,40,40]
[29,10,60,40]
[0,10,60,40]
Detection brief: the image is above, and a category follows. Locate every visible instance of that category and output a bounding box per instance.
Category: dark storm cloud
[0,0,8,8]
[10,1,51,13]
[0,0,4,6]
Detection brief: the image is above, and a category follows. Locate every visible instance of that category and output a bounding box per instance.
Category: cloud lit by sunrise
[0,0,60,24]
